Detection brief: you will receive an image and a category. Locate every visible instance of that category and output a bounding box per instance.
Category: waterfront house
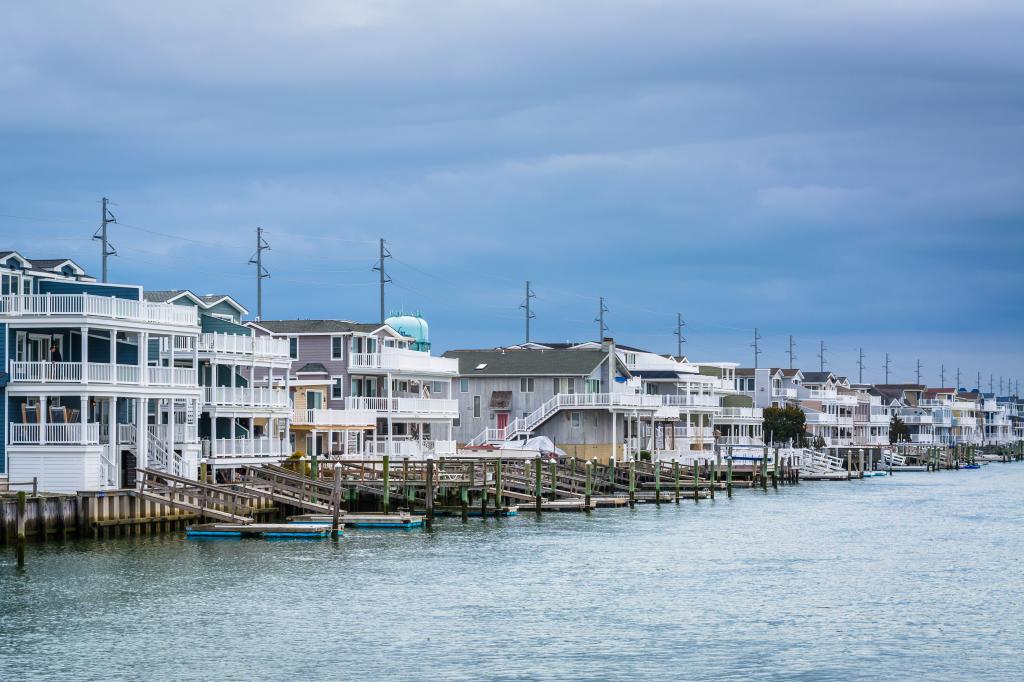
[0,251,201,493]
[249,314,458,459]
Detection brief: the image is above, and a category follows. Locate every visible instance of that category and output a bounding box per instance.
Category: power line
[520,280,536,343]
[674,313,686,358]
[248,227,270,320]
[372,238,392,325]
[595,297,608,339]
[92,197,117,283]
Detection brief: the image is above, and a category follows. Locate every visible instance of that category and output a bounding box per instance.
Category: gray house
[443,340,656,462]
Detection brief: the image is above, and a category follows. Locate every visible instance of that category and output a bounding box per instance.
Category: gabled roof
[250,319,395,335]
[801,372,835,384]
[442,348,621,377]
[144,290,203,305]
[295,362,328,374]
[1,251,89,277]
[780,368,802,378]
[200,294,249,315]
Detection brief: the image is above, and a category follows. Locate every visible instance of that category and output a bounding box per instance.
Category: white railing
[361,438,457,458]
[198,332,290,359]
[118,423,137,444]
[343,396,460,416]
[99,444,117,487]
[291,408,377,427]
[772,387,797,398]
[910,434,935,444]
[900,414,933,424]
[148,423,198,444]
[9,361,184,386]
[0,293,197,326]
[717,435,764,446]
[205,386,290,408]
[718,407,763,420]
[661,394,718,407]
[9,422,101,444]
[671,426,715,439]
[348,348,459,375]
[804,412,837,424]
[211,437,290,457]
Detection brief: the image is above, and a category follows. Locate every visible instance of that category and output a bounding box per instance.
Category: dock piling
[425,458,435,528]
[727,448,734,498]
[534,457,542,515]
[382,455,390,513]
[16,490,26,569]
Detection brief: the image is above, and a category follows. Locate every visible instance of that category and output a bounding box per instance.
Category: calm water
[3,463,1024,681]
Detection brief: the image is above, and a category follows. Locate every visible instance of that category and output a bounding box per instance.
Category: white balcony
[210,437,290,458]
[197,332,290,360]
[148,423,199,444]
[362,438,457,458]
[661,394,718,408]
[9,422,101,445]
[9,361,196,387]
[0,293,197,327]
[671,426,715,439]
[204,386,290,409]
[910,434,935,444]
[717,407,764,420]
[292,408,376,428]
[900,414,933,425]
[804,412,838,424]
[348,349,458,375]
[717,435,764,446]
[772,387,797,399]
[344,396,460,418]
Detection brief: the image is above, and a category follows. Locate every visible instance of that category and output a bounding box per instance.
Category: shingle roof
[629,369,682,380]
[253,320,385,334]
[443,349,609,376]
[295,362,328,374]
[143,290,188,303]
[801,372,835,383]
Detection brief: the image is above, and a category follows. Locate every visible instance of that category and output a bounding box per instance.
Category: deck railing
[197,332,290,358]
[204,386,290,408]
[210,437,290,457]
[291,408,376,427]
[0,293,197,326]
[9,361,195,387]
[9,422,101,444]
[348,348,458,374]
[343,396,459,416]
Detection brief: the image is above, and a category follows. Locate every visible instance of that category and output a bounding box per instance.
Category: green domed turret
[385,312,430,351]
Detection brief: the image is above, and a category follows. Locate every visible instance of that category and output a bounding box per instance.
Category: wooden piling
[549,459,557,502]
[672,460,680,503]
[425,458,435,528]
[382,455,390,513]
[709,456,716,500]
[534,457,543,514]
[693,459,700,503]
[495,458,503,511]
[654,459,661,505]
[858,449,864,479]
[628,459,636,507]
[761,449,768,491]
[460,485,469,522]
[727,449,734,498]
[331,466,342,537]
[585,460,593,508]
[16,491,26,569]
[772,447,779,489]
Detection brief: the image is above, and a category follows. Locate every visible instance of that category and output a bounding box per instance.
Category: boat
[187,523,339,538]
[962,464,982,470]
[861,470,888,478]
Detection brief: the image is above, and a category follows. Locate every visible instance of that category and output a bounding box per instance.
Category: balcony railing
[292,408,377,427]
[661,394,718,408]
[148,423,199,444]
[0,293,197,326]
[204,386,290,408]
[210,437,290,457]
[348,349,458,375]
[197,332,290,359]
[772,387,797,398]
[804,412,837,424]
[717,435,764,446]
[717,407,763,420]
[9,361,196,387]
[344,396,460,417]
[9,422,101,444]
[899,414,933,425]
[362,438,457,458]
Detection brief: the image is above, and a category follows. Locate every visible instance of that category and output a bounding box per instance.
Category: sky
[1,1,1022,391]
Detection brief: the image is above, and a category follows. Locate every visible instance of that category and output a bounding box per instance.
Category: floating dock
[289,512,424,528]
[186,523,337,538]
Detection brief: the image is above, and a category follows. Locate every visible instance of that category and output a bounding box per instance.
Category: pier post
[710,455,716,500]
[772,447,779,489]
[628,459,636,507]
[609,456,616,490]
[534,457,542,514]
[846,449,852,480]
[16,491,26,569]
[331,465,342,538]
[425,458,435,528]
[727,448,734,498]
[654,459,661,505]
[693,459,700,503]
[673,459,680,504]
[761,449,768,491]
[495,458,504,513]
[311,450,319,481]
[585,460,593,508]
[382,455,390,514]
[404,457,413,507]
[549,458,557,502]
[858,449,864,479]
[460,485,468,522]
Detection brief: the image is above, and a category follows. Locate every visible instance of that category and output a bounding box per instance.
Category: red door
[496,412,509,431]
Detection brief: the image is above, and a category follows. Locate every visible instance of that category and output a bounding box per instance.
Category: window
[331,377,343,400]
[624,352,637,365]
[586,379,600,394]
[431,381,445,394]
[571,411,582,428]
[473,395,481,418]
[331,336,343,360]
[520,377,534,393]
[553,378,575,394]
[288,337,298,359]
[460,378,469,393]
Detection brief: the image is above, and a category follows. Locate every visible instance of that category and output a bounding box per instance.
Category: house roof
[801,372,835,383]
[1,251,89,277]
[252,319,389,335]
[735,368,756,377]
[629,369,682,380]
[442,349,615,377]
[144,290,189,303]
[295,362,328,374]
[780,368,801,377]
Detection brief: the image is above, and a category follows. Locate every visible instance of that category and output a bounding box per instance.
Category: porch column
[39,395,48,445]
[139,331,149,386]
[135,397,147,470]
[109,329,117,384]
[610,409,617,463]
[386,371,394,456]
[168,398,176,463]
[211,414,218,457]
[108,397,118,485]
[79,394,88,445]
[249,416,255,454]
[80,326,88,383]
[230,416,237,450]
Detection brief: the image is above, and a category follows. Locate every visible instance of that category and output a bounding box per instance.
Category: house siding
[37,280,140,300]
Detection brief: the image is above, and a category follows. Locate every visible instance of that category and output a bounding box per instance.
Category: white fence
[0,292,197,326]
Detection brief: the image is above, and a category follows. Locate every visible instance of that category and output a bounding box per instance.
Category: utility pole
[883,353,891,384]
[92,197,117,283]
[520,281,536,343]
[857,348,865,384]
[976,371,981,393]
[751,328,762,369]
[787,335,797,370]
[940,364,946,388]
[989,374,994,394]
[248,227,270,320]
[674,313,686,358]
[595,297,608,339]
[999,376,1004,395]
[915,359,922,385]
[817,340,827,373]
[956,367,961,390]
[372,238,392,325]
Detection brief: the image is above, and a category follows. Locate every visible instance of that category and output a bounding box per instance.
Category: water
[3,464,1024,681]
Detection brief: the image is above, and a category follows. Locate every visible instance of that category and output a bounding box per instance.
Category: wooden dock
[288,512,424,528]
[187,523,336,538]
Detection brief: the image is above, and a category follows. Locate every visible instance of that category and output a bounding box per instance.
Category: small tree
[763,405,807,446]
[889,415,910,444]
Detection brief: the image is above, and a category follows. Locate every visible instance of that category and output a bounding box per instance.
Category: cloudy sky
[1,1,1022,389]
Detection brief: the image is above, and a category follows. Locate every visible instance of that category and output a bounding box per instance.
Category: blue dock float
[186,523,340,538]
[288,512,425,528]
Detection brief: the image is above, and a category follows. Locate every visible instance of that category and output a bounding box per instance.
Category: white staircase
[795,448,846,476]
[881,450,906,467]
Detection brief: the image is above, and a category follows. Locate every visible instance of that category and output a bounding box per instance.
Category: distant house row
[1,250,1021,493]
